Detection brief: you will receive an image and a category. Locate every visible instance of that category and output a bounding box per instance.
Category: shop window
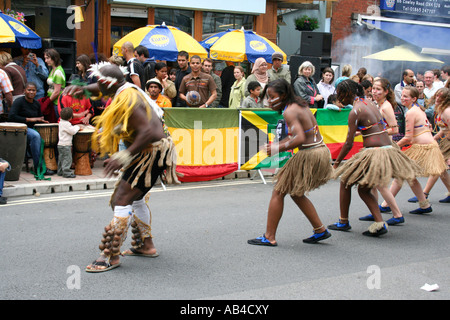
[202,12,254,40]
[154,8,194,35]
[111,17,147,50]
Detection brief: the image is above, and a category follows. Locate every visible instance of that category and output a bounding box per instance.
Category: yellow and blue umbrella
[113,23,208,62]
[0,12,41,49]
[200,28,287,64]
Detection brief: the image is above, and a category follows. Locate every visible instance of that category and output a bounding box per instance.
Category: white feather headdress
[88,61,129,89]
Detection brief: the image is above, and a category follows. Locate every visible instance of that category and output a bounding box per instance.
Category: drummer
[8,82,54,175]
[57,90,94,129]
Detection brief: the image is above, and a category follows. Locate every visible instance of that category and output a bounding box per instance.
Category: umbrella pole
[400,61,404,83]
[94,0,99,61]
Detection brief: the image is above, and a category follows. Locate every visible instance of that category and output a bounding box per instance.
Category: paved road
[1,176,449,306]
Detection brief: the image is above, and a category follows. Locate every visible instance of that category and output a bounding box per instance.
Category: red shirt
[58,95,93,125]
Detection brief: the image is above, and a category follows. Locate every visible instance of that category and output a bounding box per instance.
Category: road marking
[2,179,267,207]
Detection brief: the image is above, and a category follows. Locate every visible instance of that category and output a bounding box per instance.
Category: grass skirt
[439,138,450,161]
[274,143,332,196]
[334,145,421,188]
[403,141,447,176]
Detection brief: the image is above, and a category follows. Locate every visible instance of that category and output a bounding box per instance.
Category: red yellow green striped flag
[163,108,239,182]
[316,109,363,159]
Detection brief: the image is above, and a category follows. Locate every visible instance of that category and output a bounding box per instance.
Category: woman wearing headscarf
[245,58,269,106]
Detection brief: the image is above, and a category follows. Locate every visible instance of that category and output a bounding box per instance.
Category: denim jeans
[0,171,5,197]
[27,128,42,170]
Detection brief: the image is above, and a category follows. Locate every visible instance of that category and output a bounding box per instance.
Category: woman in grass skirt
[389,87,450,207]
[359,77,406,225]
[247,79,333,246]
[329,80,422,237]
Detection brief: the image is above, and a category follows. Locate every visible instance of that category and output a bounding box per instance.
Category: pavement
[2,159,267,199]
[2,159,119,198]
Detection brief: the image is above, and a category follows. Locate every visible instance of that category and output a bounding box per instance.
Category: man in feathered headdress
[64,62,180,272]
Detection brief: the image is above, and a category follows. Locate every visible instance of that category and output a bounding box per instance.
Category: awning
[359,15,450,56]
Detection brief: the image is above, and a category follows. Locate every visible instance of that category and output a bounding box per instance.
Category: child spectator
[57,108,80,178]
[0,158,10,205]
[241,81,262,108]
[325,94,353,111]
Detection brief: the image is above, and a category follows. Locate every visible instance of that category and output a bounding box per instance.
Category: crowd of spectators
[0,42,449,200]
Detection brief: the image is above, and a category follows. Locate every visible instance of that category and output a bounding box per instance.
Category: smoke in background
[331,24,447,86]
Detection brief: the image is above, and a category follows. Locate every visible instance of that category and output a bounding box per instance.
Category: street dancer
[329,80,421,237]
[359,77,405,225]
[379,86,448,214]
[406,87,450,203]
[64,63,180,272]
[247,79,333,246]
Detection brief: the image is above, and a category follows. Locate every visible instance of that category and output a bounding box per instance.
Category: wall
[330,0,379,58]
[278,2,328,57]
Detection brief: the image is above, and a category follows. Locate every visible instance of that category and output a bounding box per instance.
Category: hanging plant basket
[295,15,319,31]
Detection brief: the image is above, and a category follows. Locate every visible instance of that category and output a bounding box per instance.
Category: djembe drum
[0,122,27,181]
[34,123,59,171]
[73,127,95,175]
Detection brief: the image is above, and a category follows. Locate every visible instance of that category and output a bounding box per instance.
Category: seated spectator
[325,94,353,111]
[8,82,53,175]
[241,81,262,108]
[145,78,172,108]
[0,51,27,102]
[0,158,10,205]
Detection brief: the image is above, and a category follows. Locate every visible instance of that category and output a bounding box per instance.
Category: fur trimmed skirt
[334,145,422,188]
[403,141,447,176]
[439,138,450,161]
[274,143,332,196]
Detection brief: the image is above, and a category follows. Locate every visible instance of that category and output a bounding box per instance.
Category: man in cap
[146,78,172,108]
[268,52,290,84]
